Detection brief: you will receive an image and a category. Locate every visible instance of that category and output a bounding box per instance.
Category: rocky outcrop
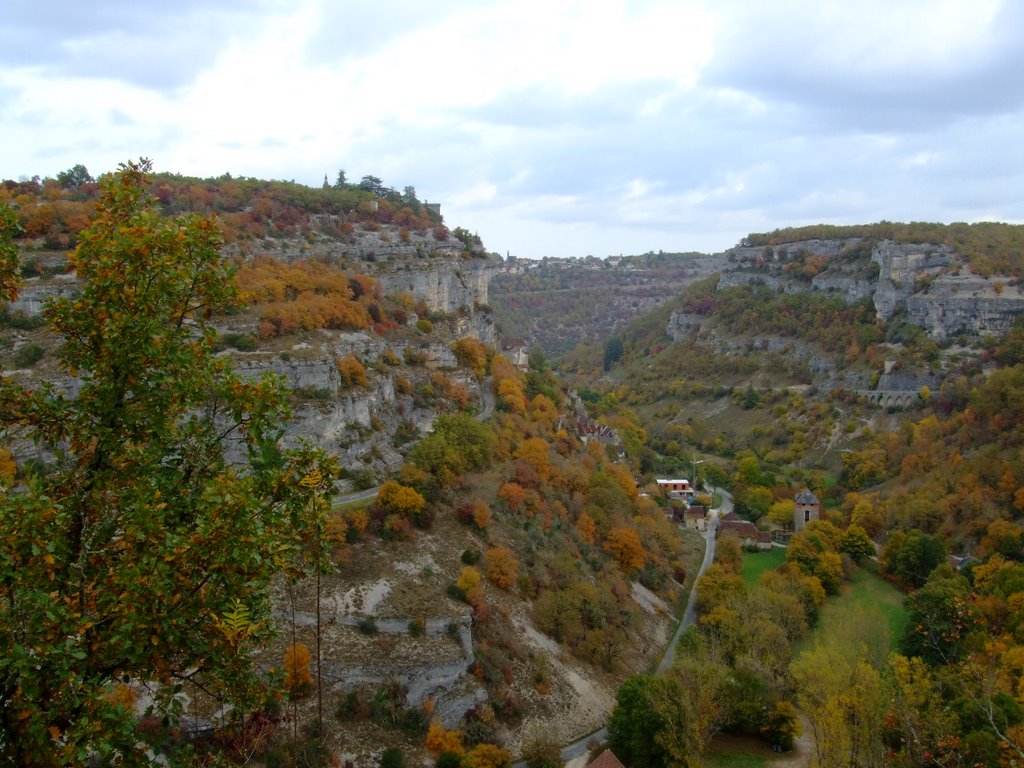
[720,238,1024,339]
[5,275,79,317]
[368,255,499,315]
[666,312,703,341]
[907,273,1024,340]
[871,241,955,321]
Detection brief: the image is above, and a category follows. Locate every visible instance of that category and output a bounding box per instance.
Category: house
[656,478,695,502]
[794,490,820,532]
[684,507,707,532]
[501,338,530,371]
[719,518,772,550]
[585,750,626,768]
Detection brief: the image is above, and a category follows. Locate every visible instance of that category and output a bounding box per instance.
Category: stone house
[684,507,707,532]
[719,519,772,550]
[794,489,820,532]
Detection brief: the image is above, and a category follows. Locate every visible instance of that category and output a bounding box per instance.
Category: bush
[218,332,258,351]
[381,747,405,768]
[357,617,379,635]
[13,344,44,368]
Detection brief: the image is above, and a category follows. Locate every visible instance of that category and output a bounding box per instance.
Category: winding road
[553,487,733,762]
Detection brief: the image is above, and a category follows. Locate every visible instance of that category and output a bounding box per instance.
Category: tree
[605,527,647,572]
[284,642,314,698]
[608,675,685,768]
[56,163,93,190]
[376,480,427,520]
[360,174,386,196]
[485,547,518,589]
[603,336,625,371]
[881,528,946,588]
[0,161,337,763]
[839,524,876,563]
[334,169,348,188]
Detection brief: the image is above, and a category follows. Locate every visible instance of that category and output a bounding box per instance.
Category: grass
[798,559,909,656]
[702,740,769,768]
[739,546,786,587]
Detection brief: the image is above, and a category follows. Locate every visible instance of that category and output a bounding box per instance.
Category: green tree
[881,528,946,588]
[56,163,94,190]
[603,336,624,371]
[0,161,336,764]
[608,675,686,768]
[839,524,876,563]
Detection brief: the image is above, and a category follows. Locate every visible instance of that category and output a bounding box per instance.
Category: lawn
[739,546,787,587]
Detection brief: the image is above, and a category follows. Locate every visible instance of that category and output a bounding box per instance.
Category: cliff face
[721,238,1023,339]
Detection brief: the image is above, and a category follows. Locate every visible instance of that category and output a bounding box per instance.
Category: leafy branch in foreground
[0,160,336,765]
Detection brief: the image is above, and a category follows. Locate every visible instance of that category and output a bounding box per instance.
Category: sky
[2,0,1022,258]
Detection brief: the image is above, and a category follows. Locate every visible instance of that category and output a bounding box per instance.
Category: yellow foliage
[425,721,464,756]
[376,480,426,518]
[0,447,15,487]
[284,642,313,698]
[463,743,511,768]
[456,566,482,593]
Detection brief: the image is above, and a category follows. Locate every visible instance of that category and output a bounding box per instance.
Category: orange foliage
[576,511,597,545]
[515,437,552,480]
[498,482,527,513]
[485,547,518,589]
[236,257,376,338]
[604,527,647,571]
[472,502,492,530]
[452,337,490,378]
[284,642,313,698]
[335,354,367,387]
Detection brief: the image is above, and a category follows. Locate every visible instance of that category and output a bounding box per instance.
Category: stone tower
[794,489,820,532]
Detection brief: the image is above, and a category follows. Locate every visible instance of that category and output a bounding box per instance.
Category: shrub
[357,617,378,635]
[381,747,405,768]
[13,344,44,368]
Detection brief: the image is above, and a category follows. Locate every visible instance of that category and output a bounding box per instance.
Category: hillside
[0,163,707,766]
[490,252,726,358]
[562,225,1024,765]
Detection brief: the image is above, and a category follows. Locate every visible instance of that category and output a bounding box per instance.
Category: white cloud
[1,0,1022,257]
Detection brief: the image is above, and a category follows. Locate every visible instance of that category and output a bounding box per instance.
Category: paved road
[549,487,734,764]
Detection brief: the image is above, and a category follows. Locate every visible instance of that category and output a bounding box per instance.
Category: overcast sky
[2,0,1022,257]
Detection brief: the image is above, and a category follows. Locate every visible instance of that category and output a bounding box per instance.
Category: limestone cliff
[721,237,1023,339]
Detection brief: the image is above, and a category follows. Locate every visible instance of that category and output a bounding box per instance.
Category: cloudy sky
[2,0,1022,257]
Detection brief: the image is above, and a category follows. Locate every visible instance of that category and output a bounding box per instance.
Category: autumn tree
[452,337,490,379]
[376,480,427,521]
[605,527,647,572]
[0,161,337,763]
[284,642,314,698]
[485,547,518,589]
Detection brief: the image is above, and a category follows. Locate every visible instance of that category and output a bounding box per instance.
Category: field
[798,560,908,656]
[739,546,787,586]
